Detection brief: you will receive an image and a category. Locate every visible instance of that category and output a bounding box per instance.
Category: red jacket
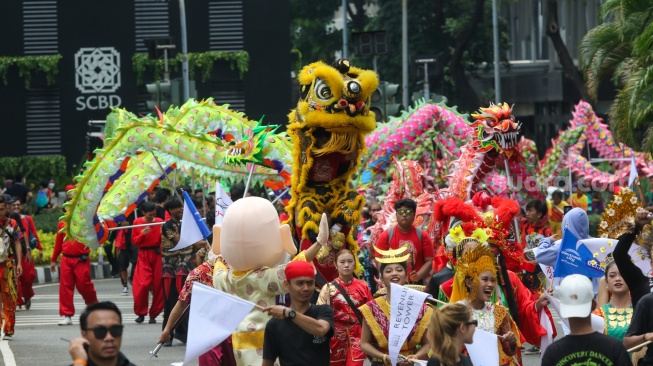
[131,217,163,249]
[52,221,90,260]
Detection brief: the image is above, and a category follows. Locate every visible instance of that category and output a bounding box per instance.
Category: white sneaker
[58,316,72,326]
[2,334,12,341]
[121,287,129,296]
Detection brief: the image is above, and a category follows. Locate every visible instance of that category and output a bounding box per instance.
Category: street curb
[34,263,112,284]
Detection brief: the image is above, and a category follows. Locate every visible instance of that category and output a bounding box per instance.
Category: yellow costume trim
[359,297,431,352]
[448,226,490,245]
[374,244,411,264]
[231,330,265,350]
[451,245,496,303]
[494,304,522,365]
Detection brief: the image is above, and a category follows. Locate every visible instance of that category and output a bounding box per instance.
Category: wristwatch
[287,309,296,320]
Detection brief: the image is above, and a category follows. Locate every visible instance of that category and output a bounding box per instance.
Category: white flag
[629,155,638,187]
[171,191,210,251]
[183,283,255,364]
[466,328,499,366]
[388,284,429,366]
[214,181,233,226]
[539,307,554,357]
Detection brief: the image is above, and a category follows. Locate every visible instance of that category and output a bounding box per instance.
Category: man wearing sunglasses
[69,301,136,366]
[374,198,434,284]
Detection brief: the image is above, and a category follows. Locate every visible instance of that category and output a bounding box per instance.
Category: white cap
[556,274,594,318]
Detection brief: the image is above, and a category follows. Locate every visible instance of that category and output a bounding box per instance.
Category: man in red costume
[131,201,164,324]
[374,198,434,284]
[51,220,99,326]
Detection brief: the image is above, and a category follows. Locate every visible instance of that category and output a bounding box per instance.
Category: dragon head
[289,59,378,133]
[469,102,521,156]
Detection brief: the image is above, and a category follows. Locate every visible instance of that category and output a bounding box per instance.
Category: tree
[579,0,653,152]
[364,0,511,112]
[545,0,590,102]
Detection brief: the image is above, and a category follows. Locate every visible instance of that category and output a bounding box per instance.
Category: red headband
[285,261,315,281]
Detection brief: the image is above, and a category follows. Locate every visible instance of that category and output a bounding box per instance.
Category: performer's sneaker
[2,334,12,341]
[121,287,129,296]
[524,346,540,355]
[25,299,31,311]
[58,316,72,326]
[149,317,156,324]
[135,316,145,324]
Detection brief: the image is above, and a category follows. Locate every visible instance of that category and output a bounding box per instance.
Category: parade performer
[0,196,22,340]
[436,199,552,348]
[451,243,521,365]
[51,220,98,326]
[359,245,432,365]
[317,249,373,366]
[212,197,326,365]
[130,201,164,324]
[12,198,41,310]
[285,59,378,283]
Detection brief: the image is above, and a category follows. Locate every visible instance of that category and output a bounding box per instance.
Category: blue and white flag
[553,227,604,278]
[214,181,233,226]
[629,155,638,188]
[171,190,211,251]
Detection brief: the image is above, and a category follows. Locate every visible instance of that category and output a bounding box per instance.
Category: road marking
[0,337,16,366]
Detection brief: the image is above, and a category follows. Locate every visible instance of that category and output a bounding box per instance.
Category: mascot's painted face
[212,196,296,271]
[291,60,378,133]
[469,103,521,156]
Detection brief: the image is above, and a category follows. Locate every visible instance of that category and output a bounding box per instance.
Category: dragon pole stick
[153,154,178,197]
[243,163,256,197]
[504,159,523,246]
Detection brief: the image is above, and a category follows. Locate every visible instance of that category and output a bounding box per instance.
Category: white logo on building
[75,47,121,94]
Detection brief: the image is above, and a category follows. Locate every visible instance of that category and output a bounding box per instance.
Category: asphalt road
[2,277,553,366]
[6,278,193,366]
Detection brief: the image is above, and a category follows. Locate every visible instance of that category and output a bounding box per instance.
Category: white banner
[214,181,233,226]
[466,328,499,366]
[388,284,429,366]
[539,306,554,357]
[184,283,255,364]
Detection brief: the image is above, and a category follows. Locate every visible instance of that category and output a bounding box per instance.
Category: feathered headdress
[450,244,496,303]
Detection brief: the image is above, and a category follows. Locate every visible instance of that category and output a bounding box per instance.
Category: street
[7,278,194,366]
[3,277,550,366]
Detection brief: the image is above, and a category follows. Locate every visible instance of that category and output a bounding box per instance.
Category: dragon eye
[314,79,332,101]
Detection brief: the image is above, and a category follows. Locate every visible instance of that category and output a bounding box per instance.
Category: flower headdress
[450,244,496,302]
[374,244,410,264]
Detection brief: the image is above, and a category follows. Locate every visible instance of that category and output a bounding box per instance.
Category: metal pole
[373,55,378,73]
[163,48,170,82]
[271,187,290,205]
[401,0,408,108]
[423,63,430,100]
[243,164,256,197]
[153,154,178,197]
[178,0,190,101]
[342,0,348,59]
[109,221,166,231]
[492,0,501,102]
[568,148,573,197]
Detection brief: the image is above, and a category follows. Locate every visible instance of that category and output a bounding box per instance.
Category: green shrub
[32,229,103,266]
[31,209,62,233]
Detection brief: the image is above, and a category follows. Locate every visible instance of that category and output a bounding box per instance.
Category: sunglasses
[397,209,413,216]
[465,320,478,327]
[85,325,124,339]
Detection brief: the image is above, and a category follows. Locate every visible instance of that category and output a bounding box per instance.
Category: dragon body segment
[63,99,292,247]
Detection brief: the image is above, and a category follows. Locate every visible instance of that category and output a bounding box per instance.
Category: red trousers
[1,261,16,335]
[59,256,98,316]
[132,249,164,318]
[17,255,36,305]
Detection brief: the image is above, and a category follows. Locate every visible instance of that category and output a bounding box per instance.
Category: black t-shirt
[6,183,30,204]
[425,266,454,299]
[627,292,653,365]
[613,231,653,308]
[541,332,630,366]
[263,304,334,366]
[426,354,472,366]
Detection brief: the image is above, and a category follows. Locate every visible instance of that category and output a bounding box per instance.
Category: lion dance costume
[285,59,378,282]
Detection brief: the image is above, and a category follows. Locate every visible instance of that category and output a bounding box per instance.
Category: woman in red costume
[317,249,373,366]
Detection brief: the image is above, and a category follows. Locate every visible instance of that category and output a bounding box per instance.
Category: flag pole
[243,164,256,197]
[153,154,178,197]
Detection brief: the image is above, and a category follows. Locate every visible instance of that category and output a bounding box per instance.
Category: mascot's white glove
[316,213,329,246]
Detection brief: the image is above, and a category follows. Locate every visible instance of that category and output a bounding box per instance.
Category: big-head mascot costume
[285,59,378,283]
[212,197,327,365]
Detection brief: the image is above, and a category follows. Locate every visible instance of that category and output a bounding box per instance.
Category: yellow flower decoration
[600,247,606,253]
[593,252,599,258]
[449,226,466,244]
[471,228,489,244]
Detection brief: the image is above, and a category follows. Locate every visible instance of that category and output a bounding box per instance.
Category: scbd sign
[74,47,122,111]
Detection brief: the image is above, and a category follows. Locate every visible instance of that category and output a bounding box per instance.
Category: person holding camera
[52,220,99,326]
[69,301,136,366]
